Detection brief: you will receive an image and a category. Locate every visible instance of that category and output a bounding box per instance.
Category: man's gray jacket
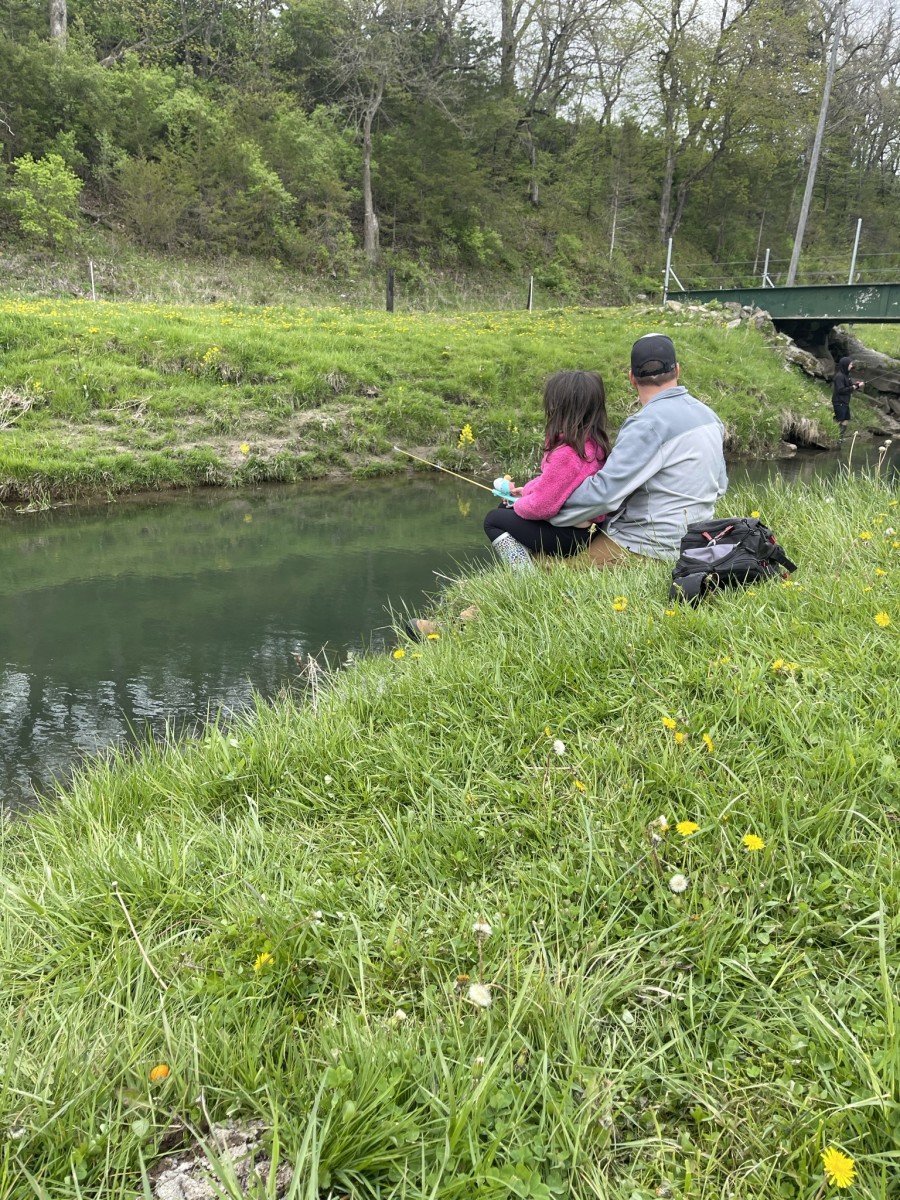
[550,385,727,559]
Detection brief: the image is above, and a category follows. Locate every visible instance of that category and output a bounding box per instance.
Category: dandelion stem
[645,829,663,877]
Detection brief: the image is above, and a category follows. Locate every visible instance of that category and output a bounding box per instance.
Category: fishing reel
[492,476,515,505]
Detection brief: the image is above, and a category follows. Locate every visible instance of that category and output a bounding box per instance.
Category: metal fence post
[848,218,862,284]
[663,238,673,305]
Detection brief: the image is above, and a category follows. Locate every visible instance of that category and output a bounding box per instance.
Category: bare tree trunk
[524,126,539,205]
[178,0,192,68]
[500,0,518,97]
[362,103,380,262]
[49,0,67,46]
[786,0,845,285]
[658,146,675,243]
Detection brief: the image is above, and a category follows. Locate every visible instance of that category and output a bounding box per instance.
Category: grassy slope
[0,297,850,504]
[0,477,898,1198]
[861,325,900,360]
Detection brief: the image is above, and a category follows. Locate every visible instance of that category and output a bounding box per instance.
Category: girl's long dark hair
[543,370,610,458]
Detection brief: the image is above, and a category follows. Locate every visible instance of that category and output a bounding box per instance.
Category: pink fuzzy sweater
[512,439,607,522]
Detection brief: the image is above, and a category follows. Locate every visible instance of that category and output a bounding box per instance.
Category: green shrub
[8,152,82,246]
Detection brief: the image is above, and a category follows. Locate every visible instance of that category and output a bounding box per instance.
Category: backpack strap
[670,572,709,602]
[769,544,798,573]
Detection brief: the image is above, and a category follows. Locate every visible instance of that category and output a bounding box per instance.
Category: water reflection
[0,479,490,807]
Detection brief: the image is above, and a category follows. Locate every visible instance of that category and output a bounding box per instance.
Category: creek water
[1,445,897,809]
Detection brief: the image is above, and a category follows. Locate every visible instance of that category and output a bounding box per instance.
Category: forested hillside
[2,0,899,300]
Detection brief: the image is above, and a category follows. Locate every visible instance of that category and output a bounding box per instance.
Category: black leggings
[483,504,594,556]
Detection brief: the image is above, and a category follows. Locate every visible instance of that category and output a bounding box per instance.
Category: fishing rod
[392,446,515,500]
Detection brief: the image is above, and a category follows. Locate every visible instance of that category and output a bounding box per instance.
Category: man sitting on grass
[550,333,728,565]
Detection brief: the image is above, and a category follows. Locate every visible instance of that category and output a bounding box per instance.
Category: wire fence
[673,250,900,290]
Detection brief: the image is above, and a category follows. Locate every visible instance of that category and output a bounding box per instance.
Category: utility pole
[786,0,844,287]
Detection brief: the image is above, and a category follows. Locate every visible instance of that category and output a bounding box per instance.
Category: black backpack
[670,517,797,602]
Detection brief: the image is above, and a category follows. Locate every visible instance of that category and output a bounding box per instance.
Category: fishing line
[392,446,498,492]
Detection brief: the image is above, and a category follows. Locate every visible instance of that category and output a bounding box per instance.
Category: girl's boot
[490,532,534,570]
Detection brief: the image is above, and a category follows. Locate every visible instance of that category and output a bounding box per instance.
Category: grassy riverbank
[0,296,845,505]
[862,325,900,360]
[1,477,898,1198]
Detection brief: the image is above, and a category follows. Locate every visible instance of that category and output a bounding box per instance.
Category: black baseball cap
[631,333,677,378]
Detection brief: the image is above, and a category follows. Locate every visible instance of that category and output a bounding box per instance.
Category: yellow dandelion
[771,658,785,671]
[750,510,760,518]
[875,568,886,576]
[874,611,891,627]
[858,531,872,540]
[239,442,250,455]
[674,731,686,744]
[544,726,552,737]
[612,599,627,612]
[742,833,765,852]
[821,1146,856,1189]
[662,716,677,730]
[574,779,587,792]
[676,820,699,837]
[703,734,714,753]
[664,608,677,616]
[392,648,406,659]
[893,542,900,550]
[717,655,732,665]
[253,951,274,973]
[426,632,440,640]
[149,1063,170,1083]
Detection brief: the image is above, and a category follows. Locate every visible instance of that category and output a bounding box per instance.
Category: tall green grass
[0,296,844,503]
[859,325,900,361]
[0,476,897,1197]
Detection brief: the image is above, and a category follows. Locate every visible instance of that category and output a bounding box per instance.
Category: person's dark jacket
[831,356,857,421]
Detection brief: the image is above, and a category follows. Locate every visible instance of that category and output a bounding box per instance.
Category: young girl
[484,369,610,567]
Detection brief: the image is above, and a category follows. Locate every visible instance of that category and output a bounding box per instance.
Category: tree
[9,152,81,245]
[639,0,816,244]
[332,0,464,261]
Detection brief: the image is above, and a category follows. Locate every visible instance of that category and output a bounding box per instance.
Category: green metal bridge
[673,283,900,323]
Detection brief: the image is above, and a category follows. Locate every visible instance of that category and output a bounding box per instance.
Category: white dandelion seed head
[323,774,333,785]
[669,873,689,894]
[472,918,493,939]
[650,832,663,846]
[390,1008,408,1024]
[885,527,896,536]
[552,739,566,756]
[467,982,492,1009]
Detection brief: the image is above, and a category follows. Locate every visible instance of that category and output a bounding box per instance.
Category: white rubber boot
[490,532,535,570]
